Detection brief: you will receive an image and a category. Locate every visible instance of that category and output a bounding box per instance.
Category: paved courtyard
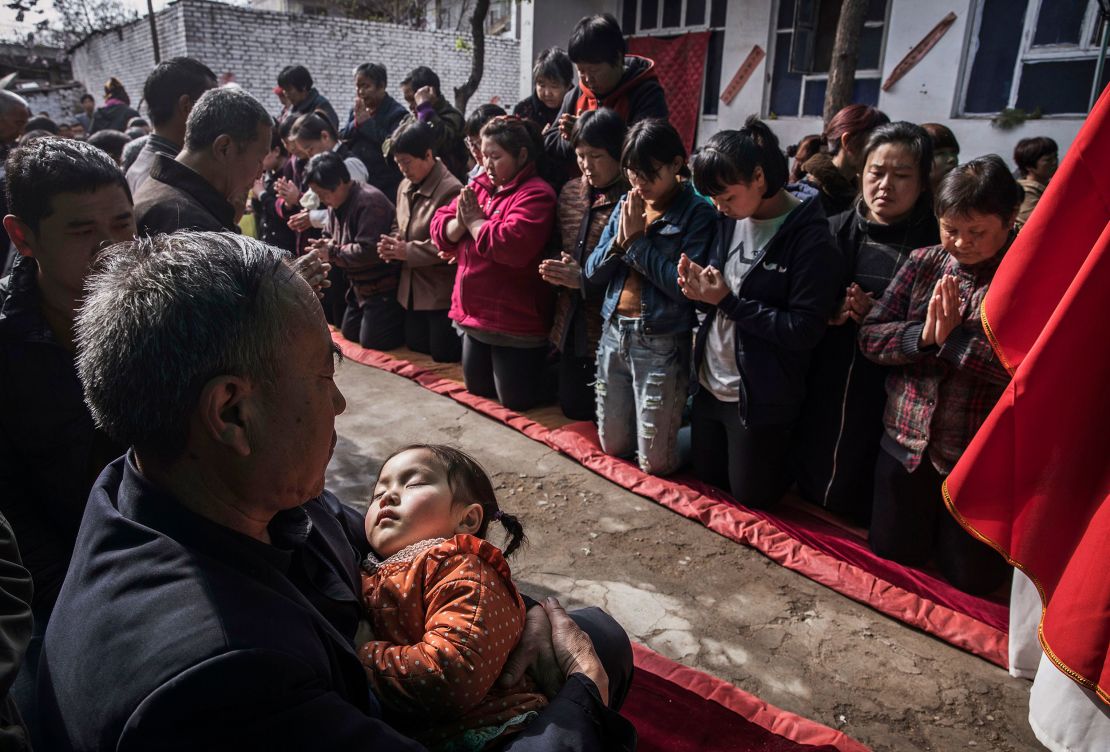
[326,360,1042,751]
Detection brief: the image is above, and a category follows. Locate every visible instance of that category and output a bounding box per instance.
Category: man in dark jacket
[125,57,218,194]
[388,66,469,181]
[0,138,133,621]
[544,14,668,168]
[133,87,273,234]
[279,64,339,131]
[0,510,33,751]
[36,230,635,751]
[340,62,407,199]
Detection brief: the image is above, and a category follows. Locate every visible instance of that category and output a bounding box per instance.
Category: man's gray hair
[76,231,293,460]
[184,87,273,151]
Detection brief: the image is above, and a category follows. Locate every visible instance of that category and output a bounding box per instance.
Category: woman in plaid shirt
[858,155,1023,595]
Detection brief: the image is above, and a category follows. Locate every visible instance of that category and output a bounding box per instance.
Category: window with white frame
[768,0,889,118]
[962,0,1108,115]
[620,0,728,115]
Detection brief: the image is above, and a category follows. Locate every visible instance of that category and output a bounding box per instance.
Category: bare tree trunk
[146,0,161,64]
[453,0,490,112]
[822,0,868,124]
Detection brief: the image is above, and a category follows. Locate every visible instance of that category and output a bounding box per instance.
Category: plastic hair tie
[492,510,504,521]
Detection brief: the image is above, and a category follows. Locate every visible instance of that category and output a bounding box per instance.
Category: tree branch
[453,0,489,112]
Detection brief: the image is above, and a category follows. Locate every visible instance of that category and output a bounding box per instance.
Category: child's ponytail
[495,511,526,558]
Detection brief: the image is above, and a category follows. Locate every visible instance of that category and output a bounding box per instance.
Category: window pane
[802,76,881,117]
[703,29,725,115]
[641,0,658,29]
[1017,59,1109,114]
[1032,0,1088,46]
[812,0,843,73]
[859,24,883,70]
[866,0,888,23]
[686,0,707,25]
[663,0,682,27]
[803,79,827,116]
[710,0,728,27]
[777,0,795,29]
[770,32,803,116]
[622,0,637,33]
[964,0,1029,113]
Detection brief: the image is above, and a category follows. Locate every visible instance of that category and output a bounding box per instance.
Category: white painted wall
[704,0,1088,167]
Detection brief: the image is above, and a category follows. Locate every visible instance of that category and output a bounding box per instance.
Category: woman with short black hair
[793,122,940,521]
[858,154,1021,594]
[514,47,574,130]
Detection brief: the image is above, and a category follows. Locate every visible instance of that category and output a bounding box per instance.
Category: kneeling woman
[679,118,841,507]
[430,116,556,411]
[584,119,716,476]
[858,155,1019,595]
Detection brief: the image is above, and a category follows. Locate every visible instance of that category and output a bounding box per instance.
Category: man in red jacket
[543,13,668,168]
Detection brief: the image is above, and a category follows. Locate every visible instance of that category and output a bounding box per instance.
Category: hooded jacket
[691,191,842,427]
[544,56,668,165]
[429,162,556,338]
[89,102,140,134]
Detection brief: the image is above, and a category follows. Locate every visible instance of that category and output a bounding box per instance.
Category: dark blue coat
[691,191,843,427]
[36,456,634,751]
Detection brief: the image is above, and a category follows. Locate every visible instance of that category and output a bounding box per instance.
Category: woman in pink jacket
[430,116,557,410]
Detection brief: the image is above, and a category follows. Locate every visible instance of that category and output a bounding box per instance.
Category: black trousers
[870,448,1009,596]
[462,334,547,412]
[340,293,405,351]
[558,352,597,422]
[690,389,793,509]
[404,309,462,363]
[321,266,348,327]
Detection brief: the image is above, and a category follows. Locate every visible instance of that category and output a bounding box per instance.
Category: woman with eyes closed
[793,122,940,523]
[857,155,1021,595]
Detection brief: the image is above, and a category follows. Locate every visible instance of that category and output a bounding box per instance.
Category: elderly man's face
[246,273,347,506]
[224,121,275,201]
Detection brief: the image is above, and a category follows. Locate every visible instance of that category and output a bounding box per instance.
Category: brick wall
[69,0,521,122]
[22,83,88,123]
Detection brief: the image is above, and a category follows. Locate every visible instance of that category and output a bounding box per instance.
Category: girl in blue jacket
[678,117,841,507]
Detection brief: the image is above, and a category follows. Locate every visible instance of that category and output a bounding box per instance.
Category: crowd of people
[0,9,1069,750]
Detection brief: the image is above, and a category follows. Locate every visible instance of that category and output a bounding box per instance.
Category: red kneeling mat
[626,644,868,752]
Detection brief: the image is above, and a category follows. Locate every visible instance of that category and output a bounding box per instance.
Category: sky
[0,0,173,42]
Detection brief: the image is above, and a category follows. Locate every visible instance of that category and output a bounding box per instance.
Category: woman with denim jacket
[678,118,842,508]
[584,119,716,475]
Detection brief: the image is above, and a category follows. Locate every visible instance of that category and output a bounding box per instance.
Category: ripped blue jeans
[594,316,690,476]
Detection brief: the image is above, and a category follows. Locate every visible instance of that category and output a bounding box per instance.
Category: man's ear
[2,215,35,258]
[178,93,195,120]
[211,133,234,162]
[196,375,257,457]
[455,502,484,535]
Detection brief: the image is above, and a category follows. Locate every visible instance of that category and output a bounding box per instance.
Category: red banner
[944,85,1110,704]
[628,32,711,152]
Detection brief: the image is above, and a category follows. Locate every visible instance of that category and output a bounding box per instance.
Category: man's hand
[498,602,563,698]
[414,86,436,108]
[288,211,313,232]
[557,113,578,141]
[677,253,729,305]
[539,253,583,289]
[377,234,408,262]
[289,252,331,299]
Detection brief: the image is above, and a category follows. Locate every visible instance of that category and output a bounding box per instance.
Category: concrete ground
[326,360,1042,752]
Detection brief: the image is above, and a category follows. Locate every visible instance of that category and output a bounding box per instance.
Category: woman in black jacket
[89,77,140,135]
[677,117,841,508]
[792,123,940,523]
